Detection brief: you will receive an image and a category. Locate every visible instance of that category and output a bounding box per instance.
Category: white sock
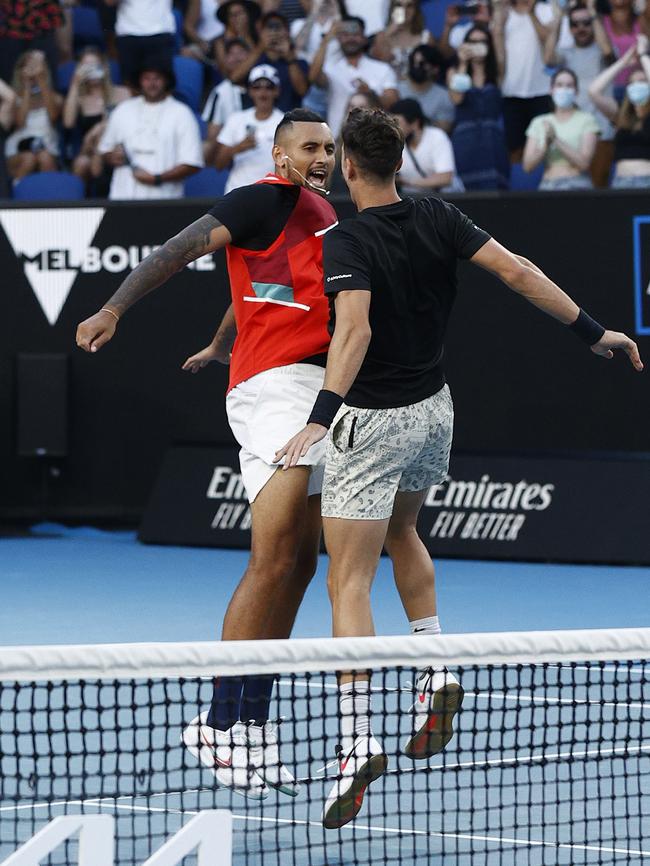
[339,680,371,748]
[409,615,441,636]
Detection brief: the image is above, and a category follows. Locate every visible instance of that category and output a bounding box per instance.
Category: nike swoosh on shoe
[200,729,231,767]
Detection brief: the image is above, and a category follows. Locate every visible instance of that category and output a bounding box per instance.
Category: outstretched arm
[471,239,643,369]
[76,214,231,353]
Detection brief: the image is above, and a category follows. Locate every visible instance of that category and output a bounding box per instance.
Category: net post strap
[0,627,648,681]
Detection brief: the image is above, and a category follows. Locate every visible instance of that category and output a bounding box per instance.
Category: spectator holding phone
[544,0,615,186]
[439,0,491,59]
[5,50,62,181]
[523,67,599,189]
[601,0,650,99]
[310,15,399,137]
[371,0,434,80]
[63,47,130,189]
[589,37,650,188]
[215,63,284,191]
[492,0,555,161]
[202,38,252,163]
[98,59,203,199]
[391,96,464,193]
[291,0,344,115]
[399,44,455,133]
[229,11,309,110]
[448,25,509,189]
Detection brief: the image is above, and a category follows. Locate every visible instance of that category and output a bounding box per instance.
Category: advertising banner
[140,446,650,564]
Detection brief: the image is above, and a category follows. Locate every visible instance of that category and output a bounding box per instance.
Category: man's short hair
[224,37,250,53]
[342,108,404,181]
[261,10,289,29]
[274,108,326,143]
[340,15,366,32]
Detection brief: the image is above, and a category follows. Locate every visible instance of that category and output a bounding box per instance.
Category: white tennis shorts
[225,363,327,504]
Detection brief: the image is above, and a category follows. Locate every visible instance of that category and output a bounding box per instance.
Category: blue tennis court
[1,527,649,865]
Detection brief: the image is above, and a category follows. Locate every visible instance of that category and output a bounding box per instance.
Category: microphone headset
[282,154,330,196]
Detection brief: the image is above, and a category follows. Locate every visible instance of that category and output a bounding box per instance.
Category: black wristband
[307,389,343,429]
[568,308,606,346]
[154,174,162,186]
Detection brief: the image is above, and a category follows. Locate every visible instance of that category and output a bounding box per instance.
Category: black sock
[206,676,243,731]
[240,675,276,726]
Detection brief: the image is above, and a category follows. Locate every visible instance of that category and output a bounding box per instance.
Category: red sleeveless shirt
[226,174,338,392]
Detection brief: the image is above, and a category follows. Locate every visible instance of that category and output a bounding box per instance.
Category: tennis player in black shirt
[275,108,643,829]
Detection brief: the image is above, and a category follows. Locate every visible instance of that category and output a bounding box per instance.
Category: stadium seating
[184,167,229,198]
[509,162,545,191]
[13,172,85,201]
[173,56,203,112]
[72,5,106,51]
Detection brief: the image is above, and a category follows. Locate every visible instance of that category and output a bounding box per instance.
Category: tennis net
[0,628,649,866]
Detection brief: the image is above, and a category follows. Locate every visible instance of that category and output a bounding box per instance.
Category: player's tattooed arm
[104,214,230,317]
[76,215,232,353]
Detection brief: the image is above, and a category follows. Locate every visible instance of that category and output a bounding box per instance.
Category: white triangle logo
[0,207,105,325]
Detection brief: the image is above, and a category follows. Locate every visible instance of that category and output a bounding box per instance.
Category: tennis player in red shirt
[76,108,338,799]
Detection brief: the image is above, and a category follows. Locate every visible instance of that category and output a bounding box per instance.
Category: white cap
[248,64,280,87]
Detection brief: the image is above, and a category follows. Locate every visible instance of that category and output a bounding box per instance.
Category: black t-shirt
[208,182,300,249]
[323,196,490,409]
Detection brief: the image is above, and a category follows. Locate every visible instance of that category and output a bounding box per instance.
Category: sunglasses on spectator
[570,17,593,26]
[339,22,363,33]
[467,37,489,43]
[250,82,276,90]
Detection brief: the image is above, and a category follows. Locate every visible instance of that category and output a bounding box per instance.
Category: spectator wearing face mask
[229,11,309,111]
[391,96,464,193]
[589,36,650,188]
[523,67,599,190]
[371,0,434,80]
[310,16,399,138]
[439,0,491,59]
[447,25,509,189]
[601,0,650,99]
[399,44,455,134]
[544,0,615,187]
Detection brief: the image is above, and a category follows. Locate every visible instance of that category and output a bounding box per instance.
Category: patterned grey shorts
[321,385,454,520]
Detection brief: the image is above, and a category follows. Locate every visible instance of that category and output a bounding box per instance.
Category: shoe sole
[403,683,464,759]
[322,753,388,830]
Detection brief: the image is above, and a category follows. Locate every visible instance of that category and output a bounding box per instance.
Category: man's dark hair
[274,108,326,142]
[341,15,365,31]
[224,37,250,53]
[342,108,404,181]
[409,43,444,70]
[261,10,289,28]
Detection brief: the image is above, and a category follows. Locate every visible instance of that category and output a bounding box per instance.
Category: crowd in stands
[2,0,650,199]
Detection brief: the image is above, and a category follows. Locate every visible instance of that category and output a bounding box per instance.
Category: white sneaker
[181,713,269,799]
[402,668,464,760]
[247,721,300,797]
[322,735,388,830]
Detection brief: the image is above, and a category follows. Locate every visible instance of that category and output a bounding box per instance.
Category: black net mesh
[0,653,649,865]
